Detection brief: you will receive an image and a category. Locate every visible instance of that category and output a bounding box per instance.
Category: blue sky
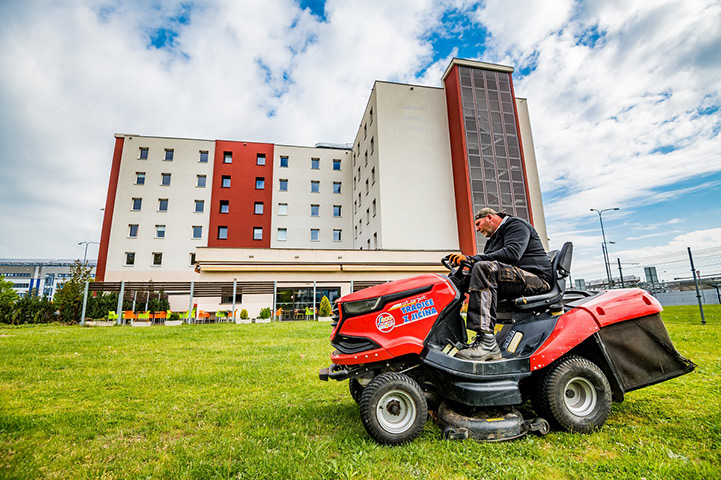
[0,0,719,282]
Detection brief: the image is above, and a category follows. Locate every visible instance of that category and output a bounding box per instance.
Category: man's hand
[448,253,468,265]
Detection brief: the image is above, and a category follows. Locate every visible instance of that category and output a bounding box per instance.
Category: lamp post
[78,241,99,264]
[590,208,619,288]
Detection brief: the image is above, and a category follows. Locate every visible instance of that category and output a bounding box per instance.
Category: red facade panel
[444,67,477,255]
[96,136,124,281]
[507,74,534,225]
[208,141,274,248]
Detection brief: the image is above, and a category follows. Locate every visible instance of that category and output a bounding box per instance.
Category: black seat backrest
[509,241,573,311]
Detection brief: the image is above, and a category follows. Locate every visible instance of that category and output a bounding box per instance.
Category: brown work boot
[456,332,502,361]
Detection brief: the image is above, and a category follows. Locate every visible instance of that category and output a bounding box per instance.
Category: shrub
[9,292,56,325]
[258,307,272,319]
[319,296,332,317]
[0,276,20,324]
[240,309,248,319]
[168,312,180,320]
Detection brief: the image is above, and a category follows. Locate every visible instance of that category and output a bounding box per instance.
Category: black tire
[359,372,428,445]
[532,355,612,433]
[349,378,364,404]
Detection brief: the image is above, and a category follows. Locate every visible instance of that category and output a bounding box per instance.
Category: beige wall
[371,82,460,251]
[270,145,354,249]
[104,135,215,278]
[515,99,549,250]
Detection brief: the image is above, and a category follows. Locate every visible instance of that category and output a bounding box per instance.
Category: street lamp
[78,241,100,264]
[590,208,619,288]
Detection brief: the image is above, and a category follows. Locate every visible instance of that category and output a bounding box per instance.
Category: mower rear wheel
[359,372,427,445]
[532,355,611,433]
[349,378,364,404]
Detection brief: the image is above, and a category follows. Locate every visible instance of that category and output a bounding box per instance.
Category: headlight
[342,297,382,316]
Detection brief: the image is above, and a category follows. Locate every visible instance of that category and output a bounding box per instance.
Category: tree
[319,296,332,317]
[0,276,19,323]
[53,260,93,323]
[240,309,248,319]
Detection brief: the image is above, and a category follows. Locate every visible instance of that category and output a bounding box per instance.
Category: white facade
[270,145,354,249]
[103,135,215,281]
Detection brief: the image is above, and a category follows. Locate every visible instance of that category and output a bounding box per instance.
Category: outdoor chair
[108,311,119,321]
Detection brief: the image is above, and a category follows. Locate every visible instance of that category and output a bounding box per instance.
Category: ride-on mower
[319,243,695,445]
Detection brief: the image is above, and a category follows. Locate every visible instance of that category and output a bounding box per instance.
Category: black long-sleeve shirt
[469,216,553,283]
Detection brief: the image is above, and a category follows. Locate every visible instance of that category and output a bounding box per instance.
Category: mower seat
[500,242,573,313]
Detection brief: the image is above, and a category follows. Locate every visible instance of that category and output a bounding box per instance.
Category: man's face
[475,215,495,238]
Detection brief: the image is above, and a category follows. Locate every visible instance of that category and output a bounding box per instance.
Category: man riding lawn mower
[319,208,695,445]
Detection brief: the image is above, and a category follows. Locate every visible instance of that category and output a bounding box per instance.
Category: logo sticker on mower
[376,313,395,333]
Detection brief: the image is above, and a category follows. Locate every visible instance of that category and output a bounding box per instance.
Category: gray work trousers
[467,261,550,333]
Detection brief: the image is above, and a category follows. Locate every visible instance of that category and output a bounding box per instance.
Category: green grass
[1,305,719,479]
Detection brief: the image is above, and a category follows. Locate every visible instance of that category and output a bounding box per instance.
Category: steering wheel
[441,256,474,273]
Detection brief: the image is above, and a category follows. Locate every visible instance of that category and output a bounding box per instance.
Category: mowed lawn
[1,305,719,479]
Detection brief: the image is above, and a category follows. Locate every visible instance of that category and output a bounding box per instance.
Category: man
[449,208,553,361]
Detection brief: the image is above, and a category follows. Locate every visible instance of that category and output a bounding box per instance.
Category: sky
[0,0,719,283]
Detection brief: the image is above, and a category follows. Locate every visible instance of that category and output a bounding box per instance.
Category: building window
[333,159,341,171]
[354,200,357,213]
[199,151,208,163]
[219,200,229,213]
[153,252,163,265]
[358,193,361,207]
[189,252,196,265]
[135,172,145,185]
[257,153,266,166]
[256,177,265,189]
[125,252,135,265]
[278,203,287,216]
[367,239,371,249]
[373,232,378,249]
[364,151,368,166]
[164,149,174,161]
[311,157,320,169]
[333,182,341,194]
[192,226,202,239]
[333,229,342,242]
[128,224,138,238]
[333,205,341,217]
[279,179,288,191]
[139,147,148,160]
[254,202,264,215]
[369,107,373,125]
[280,156,288,167]
[371,167,375,184]
[365,179,369,195]
[310,229,319,242]
[363,123,367,139]
[311,204,319,217]
[277,228,287,241]
[366,208,370,224]
[372,199,377,216]
[194,200,204,213]
[197,175,206,187]
[311,180,319,193]
[132,198,142,211]
[221,175,231,188]
[158,199,168,211]
[253,227,263,240]
[223,152,232,163]
[218,226,228,240]
[161,173,171,186]
[370,137,374,154]
[155,225,165,238]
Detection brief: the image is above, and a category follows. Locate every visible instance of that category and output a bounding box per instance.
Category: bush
[9,292,56,324]
[240,309,248,319]
[319,296,332,317]
[258,307,272,319]
[168,312,180,320]
[0,276,20,324]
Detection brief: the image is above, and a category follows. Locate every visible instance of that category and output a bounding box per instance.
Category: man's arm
[473,221,531,265]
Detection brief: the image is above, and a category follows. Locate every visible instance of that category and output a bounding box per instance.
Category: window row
[127,224,204,239]
[130,198,208,213]
[275,179,342,193]
[276,228,342,242]
[222,152,266,165]
[138,147,209,163]
[278,156,342,170]
[134,172,208,187]
[125,251,165,266]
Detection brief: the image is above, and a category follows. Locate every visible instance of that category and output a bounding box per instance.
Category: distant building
[0,260,96,298]
[96,58,547,315]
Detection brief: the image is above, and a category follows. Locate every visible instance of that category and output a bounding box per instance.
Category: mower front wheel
[359,372,428,445]
[348,378,364,404]
[532,355,612,433]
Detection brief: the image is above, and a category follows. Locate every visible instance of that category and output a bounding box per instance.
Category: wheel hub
[376,390,417,434]
[563,376,597,417]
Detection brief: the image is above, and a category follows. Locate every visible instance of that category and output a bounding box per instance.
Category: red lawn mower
[319,243,695,445]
